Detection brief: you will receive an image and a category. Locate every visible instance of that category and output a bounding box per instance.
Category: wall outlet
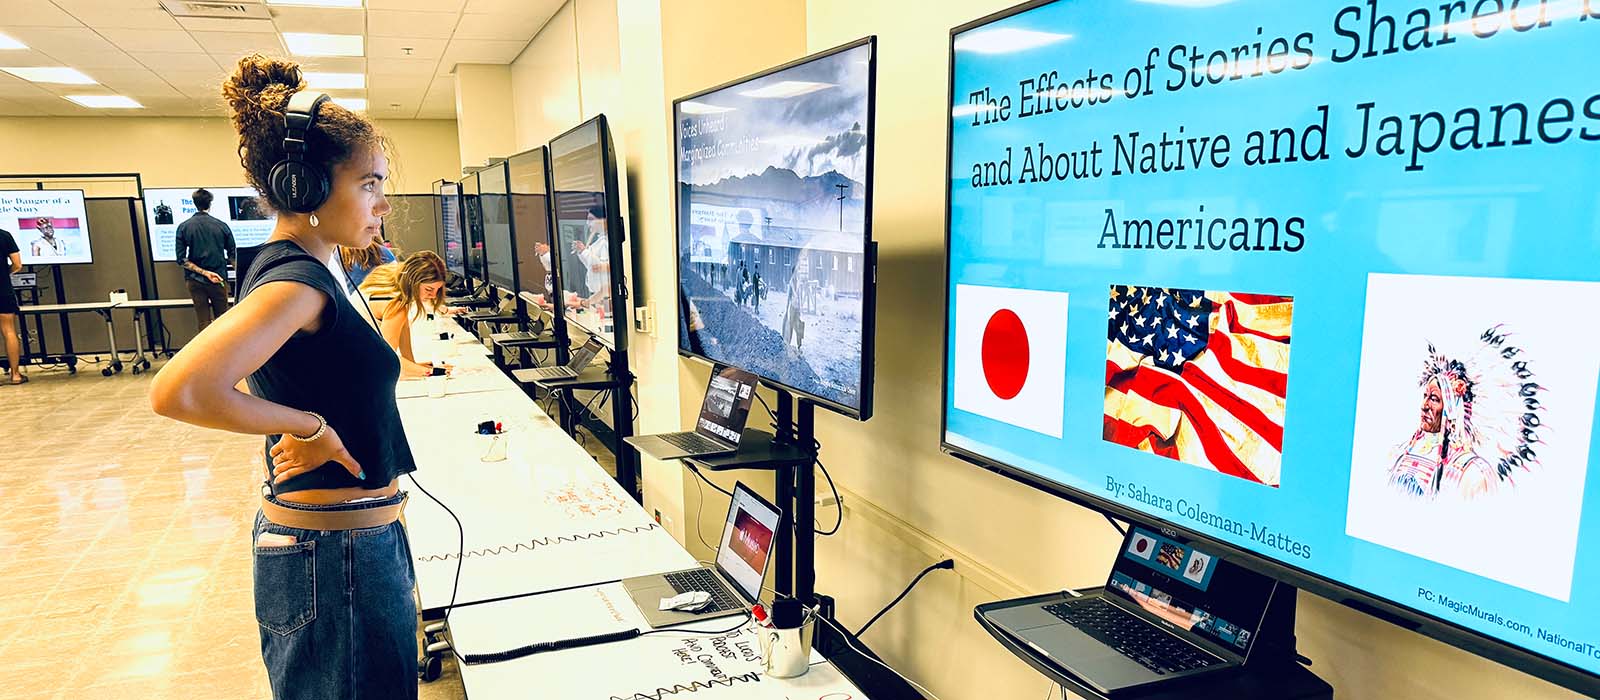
[634,302,655,335]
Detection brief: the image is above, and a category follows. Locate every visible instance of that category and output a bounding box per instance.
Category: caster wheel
[141,360,151,370]
[131,365,143,375]
[68,366,77,375]
[418,654,442,682]
[101,367,113,377]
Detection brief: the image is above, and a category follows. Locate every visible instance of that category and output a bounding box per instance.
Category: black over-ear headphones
[268,90,332,214]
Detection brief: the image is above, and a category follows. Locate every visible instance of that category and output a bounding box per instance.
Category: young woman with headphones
[150,55,419,699]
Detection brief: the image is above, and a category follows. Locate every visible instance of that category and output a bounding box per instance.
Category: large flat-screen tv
[941,1,1600,694]
[460,171,485,286]
[508,146,555,305]
[438,180,465,281]
[478,161,517,292]
[549,114,628,351]
[673,38,878,419]
[142,186,275,262]
[2,189,91,265]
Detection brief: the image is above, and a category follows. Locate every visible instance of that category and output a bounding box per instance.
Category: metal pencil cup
[758,608,815,678]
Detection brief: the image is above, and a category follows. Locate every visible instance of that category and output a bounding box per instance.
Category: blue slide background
[943,0,1600,676]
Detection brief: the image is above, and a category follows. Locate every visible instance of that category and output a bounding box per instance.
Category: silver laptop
[623,482,781,629]
[984,527,1279,695]
[493,317,547,344]
[628,366,758,460]
[526,337,603,381]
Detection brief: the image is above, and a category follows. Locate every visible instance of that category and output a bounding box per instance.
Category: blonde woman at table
[149,55,420,700]
[359,250,454,379]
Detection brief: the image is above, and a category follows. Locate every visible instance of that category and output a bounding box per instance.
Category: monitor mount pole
[769,388,828,617]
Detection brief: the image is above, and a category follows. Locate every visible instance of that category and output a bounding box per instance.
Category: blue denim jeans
[253,493,417,700]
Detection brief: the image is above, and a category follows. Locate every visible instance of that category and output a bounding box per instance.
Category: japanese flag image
[953,284,1069,438]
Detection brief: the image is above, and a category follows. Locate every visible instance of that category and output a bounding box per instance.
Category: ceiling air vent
[158,0,273,20]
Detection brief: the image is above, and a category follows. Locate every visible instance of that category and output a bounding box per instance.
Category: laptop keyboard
[501,331,538,341]
[532,366,576,380]
[660,432,728,454]
[1042,598,1222,675]
[663,569,742,613]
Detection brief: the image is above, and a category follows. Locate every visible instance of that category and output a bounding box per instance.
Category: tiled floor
[1,360,465,699]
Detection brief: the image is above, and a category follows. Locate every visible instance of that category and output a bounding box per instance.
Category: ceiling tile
[62,7,183,31]
[368,57,438,76]
[100,28,206,55]
[369,0,466,10]
[463,0,549,12]
[452,12,543,41]
[0,97,48,115]
[2,0,82,27]
[0,73,52,98]
[175,17,277,34]
[4,25,100,51]
[84,67,174,90]
[269,7,365,35]
[369,36,447,60]
[368,10,458,39]
[160,69,230,100]
[439,39,527,68]
[369,86,425,105]
[129,51,222,72]
[0,49,59,68]
[193,31,286,59]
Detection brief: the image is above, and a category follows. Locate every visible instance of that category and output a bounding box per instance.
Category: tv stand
[976,587,1331,700]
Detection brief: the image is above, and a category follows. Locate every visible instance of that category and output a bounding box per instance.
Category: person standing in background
[0,227,24,385]
[175,188,236,330]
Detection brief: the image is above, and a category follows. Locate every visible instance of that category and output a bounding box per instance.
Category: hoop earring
[309,213,319,227]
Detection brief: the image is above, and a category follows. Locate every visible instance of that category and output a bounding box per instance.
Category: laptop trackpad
[1028,624,1162,692]
[986,604,1064,632]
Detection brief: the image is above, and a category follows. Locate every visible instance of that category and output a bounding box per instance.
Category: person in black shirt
[175,188,236,330]
[0,228,23,385]
[150,55,417,699]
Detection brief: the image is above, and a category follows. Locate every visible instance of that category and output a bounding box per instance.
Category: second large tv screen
[675,39,876,418]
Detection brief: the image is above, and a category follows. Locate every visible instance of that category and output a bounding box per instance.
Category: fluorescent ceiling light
[738,81,833,99]
[679,101,734,115]
[304,71,364,89]
[954,27,1071,54]
[283,33,363,57]
[0,33,27,50]
[332,96,366,111]
[1,66,96,84]
[66,95,143,109]
[267,0,364,6]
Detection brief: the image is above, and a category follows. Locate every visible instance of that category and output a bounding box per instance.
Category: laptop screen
[568,339,602,369]
[715,483,782,603]
[696,366,758,444]
[1105,527,1278,657]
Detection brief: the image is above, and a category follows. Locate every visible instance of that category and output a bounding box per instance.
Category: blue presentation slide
[943,0,1600,678]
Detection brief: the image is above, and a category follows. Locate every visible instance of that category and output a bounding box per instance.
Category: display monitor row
[941,0,1600,693]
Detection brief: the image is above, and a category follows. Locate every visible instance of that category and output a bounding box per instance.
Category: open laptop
[629,366,758,460]
[493,316,547,344]
[525,337,603,381]
[623,482,781,629]
[984,526,1279,695]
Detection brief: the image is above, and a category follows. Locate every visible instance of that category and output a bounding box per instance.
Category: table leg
[101,309,122,376]
[131,310,150,374]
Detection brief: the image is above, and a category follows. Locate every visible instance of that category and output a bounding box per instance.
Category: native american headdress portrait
[1389,325,1545,499]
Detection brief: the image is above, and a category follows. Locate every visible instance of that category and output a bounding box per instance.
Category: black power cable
[752,389,843,536]
[855,558,956,638]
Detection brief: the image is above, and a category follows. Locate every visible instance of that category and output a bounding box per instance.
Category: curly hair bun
[221,54,382,214]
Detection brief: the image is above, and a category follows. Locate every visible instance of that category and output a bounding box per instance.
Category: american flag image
[1103,285,1294,487]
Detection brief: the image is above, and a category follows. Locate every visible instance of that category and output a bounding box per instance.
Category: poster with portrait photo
[1346,273,1600,601]
[1,190,91,265]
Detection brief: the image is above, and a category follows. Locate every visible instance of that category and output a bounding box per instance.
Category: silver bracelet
[287,411,326,443]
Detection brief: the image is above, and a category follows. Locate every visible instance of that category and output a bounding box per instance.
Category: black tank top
[240,239,417,495]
